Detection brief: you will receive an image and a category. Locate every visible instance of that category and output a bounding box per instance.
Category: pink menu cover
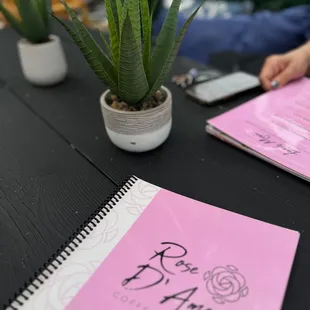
[207,78,310,179]
[66,188,299,310]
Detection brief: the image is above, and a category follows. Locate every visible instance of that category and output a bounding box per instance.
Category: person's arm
[300,41,310,75]
[289,41,310,76]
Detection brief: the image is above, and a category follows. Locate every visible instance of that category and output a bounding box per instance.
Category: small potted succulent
[0,0,68,86]
[54,0,201,152]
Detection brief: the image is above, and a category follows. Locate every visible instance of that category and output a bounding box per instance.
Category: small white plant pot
[17,34,68,86]
[100,86,172,152]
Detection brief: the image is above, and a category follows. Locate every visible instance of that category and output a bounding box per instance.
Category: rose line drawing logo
[203,265,249,305]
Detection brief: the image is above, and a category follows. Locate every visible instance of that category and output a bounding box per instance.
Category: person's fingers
[272,63,296,88]
[259,69,273,91]
[259,56,282,91]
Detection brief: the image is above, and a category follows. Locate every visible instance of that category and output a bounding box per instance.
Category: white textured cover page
[9,178,159,310]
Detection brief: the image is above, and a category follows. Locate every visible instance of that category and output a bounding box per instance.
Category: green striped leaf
[119,0,129,33]
[56,2,118,93]
[145,4,202,99]
[118,14,149,104]
[110,0,120,33]
[105,0,120,68]
[149,0,182,86]
[99,30,117,67]
[128,0,142,54]
[53,0,202,107]
[115,0,123,34]
[140,0,152,77]
[53,15,118,94]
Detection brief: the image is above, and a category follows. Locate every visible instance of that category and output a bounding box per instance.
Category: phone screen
[186,72,261,104]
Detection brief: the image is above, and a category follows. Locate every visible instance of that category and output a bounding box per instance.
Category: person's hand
[259,42,310,91]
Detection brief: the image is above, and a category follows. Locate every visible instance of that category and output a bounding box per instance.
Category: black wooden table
[0,24,309,310]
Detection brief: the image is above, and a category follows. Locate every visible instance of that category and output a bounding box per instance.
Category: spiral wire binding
[4,175,138,310]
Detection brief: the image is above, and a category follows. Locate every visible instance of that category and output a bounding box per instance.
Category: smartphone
[185,71,261,105]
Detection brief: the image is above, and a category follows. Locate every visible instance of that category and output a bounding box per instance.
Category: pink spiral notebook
[206,77,310,182]
[8,177,299,310]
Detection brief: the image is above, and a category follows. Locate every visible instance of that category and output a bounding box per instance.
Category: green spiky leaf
[145,4,202,99]
[118,13,149,104]
[105,0,120,68]
[128,0,142,54]
[30,0,50,29]
[54,2,118,93]
[115,0,123,34]
[16,0,49,43]
[140,0,152,75]
[53,15,117,94]
[119,0,129,33]
[0,0,50,43]
[53,0,202,107]
[99,30,117,66]
[149,0,182,87]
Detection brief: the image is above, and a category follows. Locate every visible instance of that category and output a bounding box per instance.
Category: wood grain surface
[0,87,116,307]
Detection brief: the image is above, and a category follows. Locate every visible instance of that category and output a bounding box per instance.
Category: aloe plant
[0,0,50,44]
[53,0,202,106]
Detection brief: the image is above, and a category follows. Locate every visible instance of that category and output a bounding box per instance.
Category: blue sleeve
[152,5,310,64]
[235,5,310,54]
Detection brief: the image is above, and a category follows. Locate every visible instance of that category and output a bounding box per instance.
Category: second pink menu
[207,78,310,180]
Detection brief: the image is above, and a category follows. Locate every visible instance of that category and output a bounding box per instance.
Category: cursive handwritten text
[254,132,300,155]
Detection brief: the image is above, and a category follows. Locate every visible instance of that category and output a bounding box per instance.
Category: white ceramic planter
[100,86,172,152]
[17,34,68,86]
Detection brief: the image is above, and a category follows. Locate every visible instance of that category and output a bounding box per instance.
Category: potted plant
[0,0,68,86]
[54,0,201,152]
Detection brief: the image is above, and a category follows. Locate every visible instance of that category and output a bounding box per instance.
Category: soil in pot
[107,89,166,111]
